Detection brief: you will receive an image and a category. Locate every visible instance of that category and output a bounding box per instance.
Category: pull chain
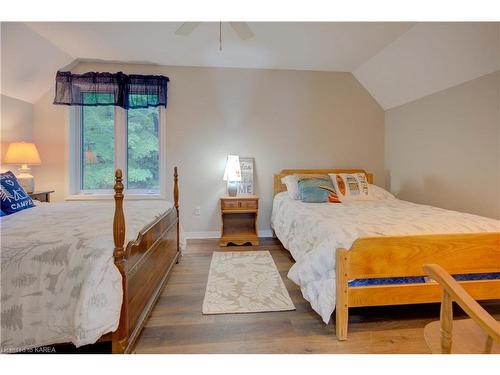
[219,21,222,51]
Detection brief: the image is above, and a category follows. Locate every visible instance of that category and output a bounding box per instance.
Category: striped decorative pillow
[329,173,371,202]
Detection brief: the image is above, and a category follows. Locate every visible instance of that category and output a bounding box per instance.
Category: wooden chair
[423,264,500,354]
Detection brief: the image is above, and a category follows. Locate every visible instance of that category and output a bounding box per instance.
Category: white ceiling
[1,22,499,109]
[353,22,500,109]
[1,22,413,104]
[1,23,74,103]
[26,22,414,72]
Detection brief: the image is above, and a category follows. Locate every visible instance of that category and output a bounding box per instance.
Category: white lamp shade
[4,142,41,165]
[223,155,242,182]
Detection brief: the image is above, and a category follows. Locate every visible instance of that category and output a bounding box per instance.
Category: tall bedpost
[113,169,126,264]
[113,169,127,353]
[174,167,180,259]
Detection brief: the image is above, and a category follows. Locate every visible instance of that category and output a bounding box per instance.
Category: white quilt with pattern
[271,192,499,324]
[1,200,176,352]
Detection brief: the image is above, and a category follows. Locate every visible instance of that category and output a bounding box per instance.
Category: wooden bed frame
[273,169,500,341]
[109,167,181,353]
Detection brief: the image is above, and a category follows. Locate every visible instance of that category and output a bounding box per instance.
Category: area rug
[202,251,295,314]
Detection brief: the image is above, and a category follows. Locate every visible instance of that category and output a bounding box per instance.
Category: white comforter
[271,192,499,324]
[0,200,179,352]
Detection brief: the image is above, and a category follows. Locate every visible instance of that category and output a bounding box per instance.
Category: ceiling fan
[175,22,254,50]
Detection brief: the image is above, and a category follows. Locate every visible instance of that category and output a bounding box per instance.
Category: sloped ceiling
[1,23,74,103]
[1,22,499,109]
[353,22,500,109]
[26,22,413,72]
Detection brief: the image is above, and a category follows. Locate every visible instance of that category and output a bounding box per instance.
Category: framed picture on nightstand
[237,157,254,195]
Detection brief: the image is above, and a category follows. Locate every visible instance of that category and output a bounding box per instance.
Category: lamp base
[17,165,35,193]
[227,181,238,197]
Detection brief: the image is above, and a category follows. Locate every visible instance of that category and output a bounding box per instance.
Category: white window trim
[67,104,167,201]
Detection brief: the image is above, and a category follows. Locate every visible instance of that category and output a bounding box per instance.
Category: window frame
[67,94,167,200]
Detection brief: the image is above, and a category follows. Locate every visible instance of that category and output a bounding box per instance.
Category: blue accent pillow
[0,171,35,215]
[0,209,5,217]
[297,174,335,203]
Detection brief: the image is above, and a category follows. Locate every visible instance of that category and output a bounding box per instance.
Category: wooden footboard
[111,167,181,353]
[335,233,500,340]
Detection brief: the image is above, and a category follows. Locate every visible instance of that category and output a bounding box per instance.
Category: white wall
[32,62,385,234]
[1,94,34,169]
[385,71,500,219]
[32,87,68,200]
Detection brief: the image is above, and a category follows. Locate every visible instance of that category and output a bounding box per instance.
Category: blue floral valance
[53,71,169,109]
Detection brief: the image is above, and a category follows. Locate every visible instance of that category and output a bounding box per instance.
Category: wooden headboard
[273,169,373,197]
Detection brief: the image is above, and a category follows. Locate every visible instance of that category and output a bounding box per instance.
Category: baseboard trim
[185,229,273,240]
[258,229,273,238]
[184,231,220,239]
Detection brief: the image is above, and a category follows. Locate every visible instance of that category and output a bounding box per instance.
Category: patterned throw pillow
[297,174,336,203]
[0,171,35,215]
[318,185,341,203]
[329,173,371,202]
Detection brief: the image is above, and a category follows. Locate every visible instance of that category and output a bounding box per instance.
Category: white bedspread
[1,200,178,352]
[271,192,499,324]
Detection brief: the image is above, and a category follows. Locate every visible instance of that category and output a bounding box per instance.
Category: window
[70,93,165,198]
[81,93,115,190]
[127,100,160,190]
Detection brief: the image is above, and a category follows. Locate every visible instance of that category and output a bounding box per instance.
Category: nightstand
[29,190,55,202]
[220,195,259,246]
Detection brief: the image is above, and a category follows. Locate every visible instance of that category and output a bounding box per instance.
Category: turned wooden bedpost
[174,167,180,261]
[113,169,126,263]
[113,169,128,353]
[336,248,349,340]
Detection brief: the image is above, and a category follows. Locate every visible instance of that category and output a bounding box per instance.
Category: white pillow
[281,175,300,200]
[329,173,372,202]
[369,184,396,200]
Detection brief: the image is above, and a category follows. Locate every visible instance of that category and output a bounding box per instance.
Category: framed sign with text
[237,157,254,195]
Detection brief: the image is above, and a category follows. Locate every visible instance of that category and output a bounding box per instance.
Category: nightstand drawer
[221,200,240,209]
[239,200,257,209]
[221,199,258,210]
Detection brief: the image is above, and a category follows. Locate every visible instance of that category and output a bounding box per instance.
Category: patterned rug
[202,251,296,314]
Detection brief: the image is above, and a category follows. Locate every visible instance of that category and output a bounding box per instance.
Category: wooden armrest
[423,264,500,342]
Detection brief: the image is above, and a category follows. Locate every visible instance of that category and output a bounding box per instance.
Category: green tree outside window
[81,92,160,191]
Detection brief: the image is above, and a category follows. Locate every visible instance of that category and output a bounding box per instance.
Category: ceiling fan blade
[175,22,201,36]
[229,22,254,40]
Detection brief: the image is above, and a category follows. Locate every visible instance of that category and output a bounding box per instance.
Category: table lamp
[4,142,41,193]
[223,154,241,197]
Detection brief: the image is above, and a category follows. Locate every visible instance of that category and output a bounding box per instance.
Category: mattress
[271,191,500,324]
[1,200,176,352]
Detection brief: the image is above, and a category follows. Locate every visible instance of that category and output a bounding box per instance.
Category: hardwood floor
[133,238,500,354]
